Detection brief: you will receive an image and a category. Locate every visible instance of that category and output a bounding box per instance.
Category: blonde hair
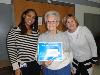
[44,10,60,23]
[62,14,79,27]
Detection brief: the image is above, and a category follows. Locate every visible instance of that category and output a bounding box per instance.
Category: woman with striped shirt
[7,9,41,75]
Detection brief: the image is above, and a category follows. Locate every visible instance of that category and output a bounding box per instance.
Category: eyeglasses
[47,21,59,24]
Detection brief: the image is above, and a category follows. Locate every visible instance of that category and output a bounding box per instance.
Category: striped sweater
[7,27,38,70]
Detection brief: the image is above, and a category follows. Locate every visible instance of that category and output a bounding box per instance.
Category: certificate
[38,42,63,61]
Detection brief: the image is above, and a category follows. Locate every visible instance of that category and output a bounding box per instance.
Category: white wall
[0,0,11,4]
[88,0,100,3]
[75,4,100,26]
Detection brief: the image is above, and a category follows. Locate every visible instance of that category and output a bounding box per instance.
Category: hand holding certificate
[38,42,63,61]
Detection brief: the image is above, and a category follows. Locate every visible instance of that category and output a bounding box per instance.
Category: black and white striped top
[7,27,38,69]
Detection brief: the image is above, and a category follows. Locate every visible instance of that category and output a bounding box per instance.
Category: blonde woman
[63,14,97,75]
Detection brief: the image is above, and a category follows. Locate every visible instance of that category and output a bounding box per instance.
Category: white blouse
[66,26,97,62]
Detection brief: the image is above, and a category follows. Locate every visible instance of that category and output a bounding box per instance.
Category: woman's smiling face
[24,11,36,26]
[66,17,77,32]
[46,15,59,31]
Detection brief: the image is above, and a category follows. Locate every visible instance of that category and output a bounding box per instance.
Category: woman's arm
[7,28,19,70]
[83,26,98,64]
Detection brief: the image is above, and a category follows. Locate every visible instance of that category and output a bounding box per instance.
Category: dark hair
[18,9,38,34]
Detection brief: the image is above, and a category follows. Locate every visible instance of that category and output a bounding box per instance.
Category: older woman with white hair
[38,10,73,75]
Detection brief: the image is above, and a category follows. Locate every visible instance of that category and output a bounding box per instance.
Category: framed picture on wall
[38,16,42,25]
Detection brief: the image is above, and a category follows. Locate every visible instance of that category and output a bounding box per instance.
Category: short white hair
[44,10,60,23]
